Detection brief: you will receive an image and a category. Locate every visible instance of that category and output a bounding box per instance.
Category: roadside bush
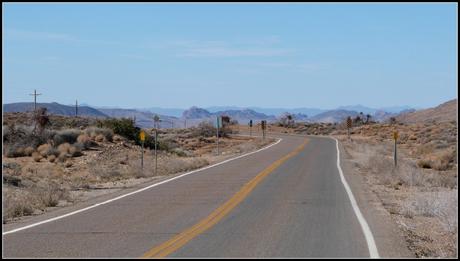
[48,155,56,163]
[68,145,82,157]
[53,129,81,146]
[37,144,52,157]
[102,118,138,141]
[3,124,56,149]
[76,134,95,149]
[32,152,42,162]
[5,145,26,158]
[57,143,82,158]
[192,122,216,137]
[24,146,34,156]
[85,127,113,142]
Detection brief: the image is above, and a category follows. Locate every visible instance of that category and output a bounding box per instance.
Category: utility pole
[75,100,78,117]
[29,89,42,112]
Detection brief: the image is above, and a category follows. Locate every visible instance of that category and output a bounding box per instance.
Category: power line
[29,89,42,112]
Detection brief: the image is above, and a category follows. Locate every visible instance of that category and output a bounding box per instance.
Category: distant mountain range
[3,102,108,118]
[6,100,443,127]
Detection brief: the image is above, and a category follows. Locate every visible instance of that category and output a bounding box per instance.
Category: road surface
[3,134,407,258]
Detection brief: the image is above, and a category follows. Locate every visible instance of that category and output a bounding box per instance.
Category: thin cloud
[6,28,76,41]
[179,47,293,58]
[6,28,123,46]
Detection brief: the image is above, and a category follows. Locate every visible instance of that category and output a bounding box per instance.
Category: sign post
[261,120,266,140]
[249,120,253,137]
[140,130,145,170]
[393,131,398,167]
[216,116,222,155]
[152,116,160,175]
[346,117,352,140]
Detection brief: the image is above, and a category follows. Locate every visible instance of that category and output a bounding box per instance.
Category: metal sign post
[393,131,398,167]
[216,116,221,155]
[249,120,253,137]
[154,129,158,175]
[140,130,145,170]
[346,117,352,140]
[261,120,266,140]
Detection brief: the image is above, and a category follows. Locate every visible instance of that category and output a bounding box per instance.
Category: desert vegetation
[2,112,275,223]
[335,120,457,257]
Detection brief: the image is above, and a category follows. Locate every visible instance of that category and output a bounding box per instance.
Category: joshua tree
[366,114,372,124]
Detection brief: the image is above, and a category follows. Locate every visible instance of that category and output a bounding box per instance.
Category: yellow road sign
[140,130,145,142]
[393,131,398,140]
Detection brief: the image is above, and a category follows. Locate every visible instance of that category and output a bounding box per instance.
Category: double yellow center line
[142,139,308,258]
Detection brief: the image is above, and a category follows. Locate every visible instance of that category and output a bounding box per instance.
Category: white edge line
[3,137,282,235]
[333,137,380,258]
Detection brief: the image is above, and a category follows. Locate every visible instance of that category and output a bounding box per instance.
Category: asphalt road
[3,134,401,258]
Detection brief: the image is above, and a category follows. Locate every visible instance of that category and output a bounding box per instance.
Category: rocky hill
[181,107,276,125]
[98,108,181,129]
[396,99,457,123]
[309,109,359,123]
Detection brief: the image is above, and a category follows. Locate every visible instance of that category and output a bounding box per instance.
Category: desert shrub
[24,146,34,156]
[53,129,81,146]
[5,145,26,158]
[68,145,82,157]
[192,122,216,137]
[102,118,138,140]
[171,148,191,157]
[76,134,97,149]
[3,189,35,221]
[3,124,56,149]
[33,182,69,208]
[417,159,433,169]
[32,152,42,162]
[113,134,124,142]
[57,154,67,163]
[85,127,113,142]
[57,143,70,156]
[403,191,458,233]
[64,161,73,168]
[48,155,56,163]
[37,144,52,157]
[95,134,105,142]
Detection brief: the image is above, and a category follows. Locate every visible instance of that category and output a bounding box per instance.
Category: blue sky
[3,3,458,109]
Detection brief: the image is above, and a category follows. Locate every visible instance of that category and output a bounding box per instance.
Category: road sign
[346,117,352,129]
[215,116,223,128]
[249,120,253,127]
[261,120,267,140]
[139,130,145,142]
[139,130,145,170]
[393,131,399,140]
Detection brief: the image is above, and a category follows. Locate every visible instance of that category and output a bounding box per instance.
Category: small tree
[279,113,295,128]
[365,114,372,124]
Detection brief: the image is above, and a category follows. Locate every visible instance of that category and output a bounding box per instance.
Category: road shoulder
[336,138,414,258]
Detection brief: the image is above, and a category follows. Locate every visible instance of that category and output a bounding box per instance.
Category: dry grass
[339,133,457,258]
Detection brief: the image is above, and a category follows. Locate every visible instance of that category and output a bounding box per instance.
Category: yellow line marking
[142,139,308,258]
